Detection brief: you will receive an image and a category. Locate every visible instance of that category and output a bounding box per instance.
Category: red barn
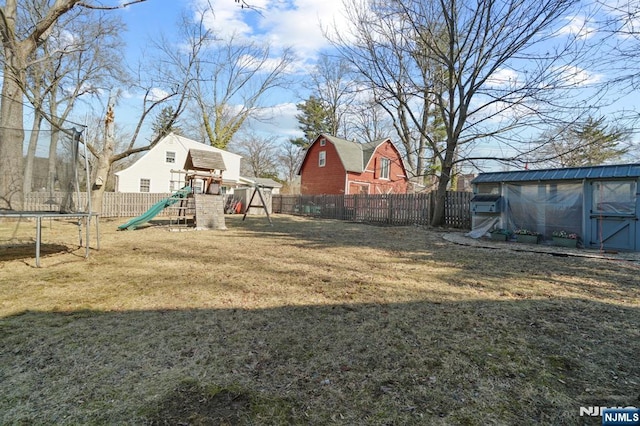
[298,134,409,195]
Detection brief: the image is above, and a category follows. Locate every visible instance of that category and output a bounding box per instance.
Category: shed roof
[184,149,226,172]
[240,176,283,188]
[472,163,640,184]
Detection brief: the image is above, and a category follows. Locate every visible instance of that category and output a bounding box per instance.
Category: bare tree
[306,54,357,139]
[326,3,445,188]
[351,97,394,143]
[231,131,279,178]
[84,9,218,213]
[22,3,126,195]
[186,20,294,149]
[278,141,303,186]
[87,75,191,213]
[330,0,595,225]
[0,0,147,210]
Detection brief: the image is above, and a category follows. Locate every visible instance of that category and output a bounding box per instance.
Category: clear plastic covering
[504,183,582,239]
[467,215,500,238]
[592,181,637,215]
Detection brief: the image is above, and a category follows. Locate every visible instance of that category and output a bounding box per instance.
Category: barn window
[319,151,326,167]
[166,151,176,163]
[380,158,390,179]
[140,178,151,193]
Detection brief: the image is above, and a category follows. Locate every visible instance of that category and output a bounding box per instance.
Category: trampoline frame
[0,211,99,267]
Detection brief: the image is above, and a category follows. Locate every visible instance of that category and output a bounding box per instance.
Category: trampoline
[0,124,100,267]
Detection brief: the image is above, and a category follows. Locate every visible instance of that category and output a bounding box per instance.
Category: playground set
[117,148,272,231]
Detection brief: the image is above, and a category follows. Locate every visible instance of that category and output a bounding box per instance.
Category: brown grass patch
[0,215,639,425]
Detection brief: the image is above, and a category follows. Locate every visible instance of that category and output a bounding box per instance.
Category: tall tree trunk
[430,146,455,226]
[23,111,44,193]
[90,147,113,215]
[431,171,450,227]
[91,99,115,214]
[0,62,27,210]
[46,129,61,192]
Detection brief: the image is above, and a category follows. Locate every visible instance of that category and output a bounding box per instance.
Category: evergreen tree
[290,96,333,148]
[571,117,629,166]
[534,117,629,167]
[152,106,182,138]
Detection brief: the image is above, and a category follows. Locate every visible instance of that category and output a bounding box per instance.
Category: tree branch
[77,0,148,10]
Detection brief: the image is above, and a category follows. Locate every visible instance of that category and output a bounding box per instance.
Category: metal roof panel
[472,163,640,183]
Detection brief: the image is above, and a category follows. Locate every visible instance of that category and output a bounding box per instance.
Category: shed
[471,163,640,251]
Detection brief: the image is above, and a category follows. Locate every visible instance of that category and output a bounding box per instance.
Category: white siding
[115,133,242,193]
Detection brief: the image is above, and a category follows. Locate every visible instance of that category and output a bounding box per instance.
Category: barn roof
[184,149,226,172]
[472,163,640,184]
[323,135,388,173]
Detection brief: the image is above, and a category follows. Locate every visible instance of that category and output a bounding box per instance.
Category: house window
[380,158,390,180]
[319,151,326,167]
[140,178,151,193]
[320,139,326,146]
[193,181,203,194]
[166,151,176,163]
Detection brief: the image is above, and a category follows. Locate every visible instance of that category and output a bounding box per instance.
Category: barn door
[589,181,637,251]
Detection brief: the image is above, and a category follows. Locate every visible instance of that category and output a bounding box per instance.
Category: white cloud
[148,87,171,101]
[248,102,301,139]
[194,0,350,63]
[555,15,596,39]
[195,0,254,39]
[554,65,602,86]
[485,68,519,88]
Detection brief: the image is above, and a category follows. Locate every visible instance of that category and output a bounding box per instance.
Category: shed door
[589,181,637,251]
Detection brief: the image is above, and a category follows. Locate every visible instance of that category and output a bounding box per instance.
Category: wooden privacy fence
[24,192,182,218]
[23,191,472,228]
[273,191,472,229]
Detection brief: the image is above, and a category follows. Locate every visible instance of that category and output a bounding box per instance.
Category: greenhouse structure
[470,163,640,252]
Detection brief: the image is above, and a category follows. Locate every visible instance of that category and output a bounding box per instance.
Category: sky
[112,0,347,144]
[107,0,640,171]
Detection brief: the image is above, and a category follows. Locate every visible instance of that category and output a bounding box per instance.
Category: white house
[114,133,242,193]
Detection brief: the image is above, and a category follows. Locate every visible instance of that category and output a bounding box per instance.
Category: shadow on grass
[0,242,72,263]
[1,299,638,425]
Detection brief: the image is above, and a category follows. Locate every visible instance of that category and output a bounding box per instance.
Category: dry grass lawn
[0,214,639,425]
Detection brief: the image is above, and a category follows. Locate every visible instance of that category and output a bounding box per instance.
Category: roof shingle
[184,149,226,171]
